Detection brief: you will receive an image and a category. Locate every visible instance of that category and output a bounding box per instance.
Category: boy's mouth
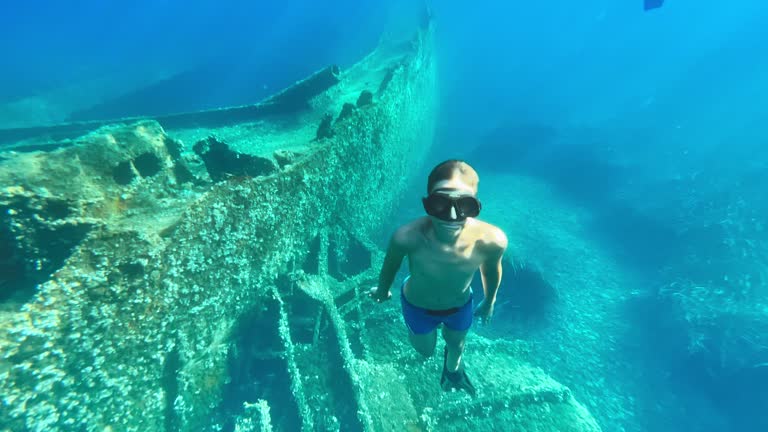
[434,219,464,231]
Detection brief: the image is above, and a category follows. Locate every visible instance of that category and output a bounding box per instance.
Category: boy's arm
[376,230,408,295]
[479,230,508,303]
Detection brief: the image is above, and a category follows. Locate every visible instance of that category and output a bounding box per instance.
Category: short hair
[426,159,479,194]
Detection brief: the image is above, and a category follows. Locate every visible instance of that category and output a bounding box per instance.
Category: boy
[369,159,507,396]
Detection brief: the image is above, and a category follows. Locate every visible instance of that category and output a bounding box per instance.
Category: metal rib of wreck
[0,20,602,432]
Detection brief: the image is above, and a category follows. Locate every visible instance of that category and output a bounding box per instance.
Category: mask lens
[456,197,481,217]
[426,194,451,212]
[424,194,453,220]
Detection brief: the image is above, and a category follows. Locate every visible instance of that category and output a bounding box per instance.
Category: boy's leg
[441,326,468,371]
[408,330,438,358]
[400,279,439,357]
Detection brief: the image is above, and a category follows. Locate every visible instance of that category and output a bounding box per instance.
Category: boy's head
[423,159,481,223]
[426,159,479,194]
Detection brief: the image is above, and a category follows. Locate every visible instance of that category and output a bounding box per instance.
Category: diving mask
[422,193,482,222]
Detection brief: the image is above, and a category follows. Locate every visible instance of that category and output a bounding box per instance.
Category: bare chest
[413,240,480,269]
[404,241,484,308]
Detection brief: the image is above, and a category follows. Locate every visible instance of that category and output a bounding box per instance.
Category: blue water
[2,1,767,431]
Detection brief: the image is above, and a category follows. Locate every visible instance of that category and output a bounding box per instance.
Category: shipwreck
[0,18,602,432]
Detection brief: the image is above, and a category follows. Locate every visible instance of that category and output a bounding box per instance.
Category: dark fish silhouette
[644,0,664,10]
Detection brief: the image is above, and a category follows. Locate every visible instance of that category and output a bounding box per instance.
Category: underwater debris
[356,90,374,107]
[263,64,341,113]
[315,114,335,141]
[111,152,163,185]
[0,120,192,302]
[112,159,138,185]
[0,65,342,147]
[377,68,397,95]
[328,229,371,281]
[0,190,95,303]
[273,149,304,169]
[192,136,277,182]
[233,400,274,432]
[336,102,356,123]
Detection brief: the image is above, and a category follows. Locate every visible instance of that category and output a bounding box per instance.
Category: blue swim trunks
[400,276,474,335]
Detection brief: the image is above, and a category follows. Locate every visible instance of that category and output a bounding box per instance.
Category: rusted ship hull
[0,19,602,432]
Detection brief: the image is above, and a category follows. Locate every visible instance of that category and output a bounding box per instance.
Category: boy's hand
[473,299,495,325]
[369,286,392,303]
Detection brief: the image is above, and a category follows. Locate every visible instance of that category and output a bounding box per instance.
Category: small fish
[644,0,665,11]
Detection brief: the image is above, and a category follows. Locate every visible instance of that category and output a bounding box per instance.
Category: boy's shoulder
[391,217,430,246]
[471,219,508,250]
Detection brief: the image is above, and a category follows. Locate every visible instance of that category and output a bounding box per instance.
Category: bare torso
[399,217,501,309]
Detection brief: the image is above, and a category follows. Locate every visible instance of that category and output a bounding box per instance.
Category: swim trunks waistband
[400,276,474,334]
[425,307,461,316]
[423,296,472,316]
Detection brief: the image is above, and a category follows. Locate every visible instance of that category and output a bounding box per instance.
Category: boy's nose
[450,205,458,220]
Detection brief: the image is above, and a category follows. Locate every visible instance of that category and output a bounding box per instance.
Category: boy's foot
[440,346,477,397]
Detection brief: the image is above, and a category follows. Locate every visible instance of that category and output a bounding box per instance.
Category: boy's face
[423,176,481,229]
